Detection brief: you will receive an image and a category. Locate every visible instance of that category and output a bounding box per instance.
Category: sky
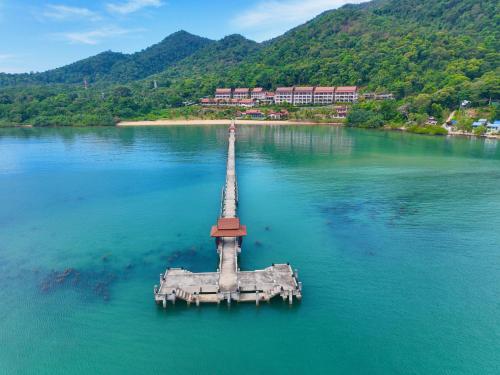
[0,0,366,73]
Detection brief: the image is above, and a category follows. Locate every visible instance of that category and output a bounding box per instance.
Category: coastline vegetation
[0,0,498,132]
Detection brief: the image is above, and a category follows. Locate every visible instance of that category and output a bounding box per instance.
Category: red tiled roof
[266,92,275,97]
[217,218,240,230]
[244,109,264,114]
[336,86,358,92]
[252,87,264,92]
[314,86,335,93]
[239,99,255,103]
[276,87,294,93]
[215,88,232,93]
[294,86,314,92]
[210,218,247,237]
[234,88,250,93]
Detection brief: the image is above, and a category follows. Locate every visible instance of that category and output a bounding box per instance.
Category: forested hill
[0,31,213,86]
[171,0,497,100]
[0,0,498,126]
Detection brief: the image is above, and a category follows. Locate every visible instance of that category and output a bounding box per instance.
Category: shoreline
[117,119,344,127]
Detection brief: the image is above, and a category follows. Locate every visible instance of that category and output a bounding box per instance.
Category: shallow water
[0,126,499,374]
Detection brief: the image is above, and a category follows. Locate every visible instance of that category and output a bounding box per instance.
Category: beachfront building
[335,86,359,103]
[200,98,255,107]
[251,88,266,100]
[426,117,438,125]
[237,99,255,108]
[233,88,250,99]
[313,87,335,105]
[215,88,232,100]
[487,121,500,133]
[242,109,265,119]
[472,119,488,128]
[333,106,348,118]
[269,110,289,120]
[275,87,294,104]
[293,87,314,105]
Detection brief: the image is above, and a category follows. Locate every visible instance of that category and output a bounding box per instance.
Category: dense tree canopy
[0,0,498,126]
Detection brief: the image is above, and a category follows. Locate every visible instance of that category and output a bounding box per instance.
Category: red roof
[314,86,335,93]
[234,88,250,93]
[239,99,255,103]
[276,87,293,93]
[266,92,275,97]
[294,86,314,92]
[244,109,264,115]
[216,88,232,94]
[252,87,264,93]
[210,218,247,237]
[336,86,358,92]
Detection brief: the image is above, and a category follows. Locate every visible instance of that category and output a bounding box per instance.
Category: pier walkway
[154,122,302,307]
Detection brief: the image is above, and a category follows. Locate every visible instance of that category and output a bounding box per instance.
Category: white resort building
[275,87,294,104]
[233,88,250,99]
[251,88,266,100]
[335,86,359,103]
[215,88,232,100]
[293,87,314,105]
[313,87,335,105]
[209,85,361,106]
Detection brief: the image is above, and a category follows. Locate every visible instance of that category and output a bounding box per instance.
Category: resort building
[333,106,348,118]
[215,88,232,100]
[211,85,360,106]
[313,87,335,105]
[335,86,359,103]
[233,88,250,99]
[426,117,438,125]
[251,88,266,100]
[487,121,500,133]
[362,93,395,100]
[293,87,314,105]
[275,87,294,104]
[269,110,289,120]
[242,109,265,119]
[237,99,256,108]
[263,92,275,105]
[200,98,255,107]
[472,119,488,128]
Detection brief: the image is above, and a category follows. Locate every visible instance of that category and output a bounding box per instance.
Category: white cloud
[106,0,163,15]
[55,26,135,45]
[43,4,101,21]
[232,0,368,41]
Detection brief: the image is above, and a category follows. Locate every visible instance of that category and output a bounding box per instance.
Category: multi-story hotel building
[313,87,335,104]
[213,85,360,105]
[293,87,314,105]
[233,88,250,99]
[275,87,294,104]
[263,91,275,105]
[251,87,266,100]
[215,88,232,100]
[335,86,358,103]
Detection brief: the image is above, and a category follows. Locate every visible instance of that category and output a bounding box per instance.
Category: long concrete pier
[154,122,302,307]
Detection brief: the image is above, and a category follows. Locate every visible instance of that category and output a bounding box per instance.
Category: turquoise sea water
[0,125,499,374]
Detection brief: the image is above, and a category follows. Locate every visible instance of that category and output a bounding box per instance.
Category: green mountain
[0,30,212,86]
[0,0,498,126]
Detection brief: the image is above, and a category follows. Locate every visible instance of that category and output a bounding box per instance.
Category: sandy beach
[117,119,343,127]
